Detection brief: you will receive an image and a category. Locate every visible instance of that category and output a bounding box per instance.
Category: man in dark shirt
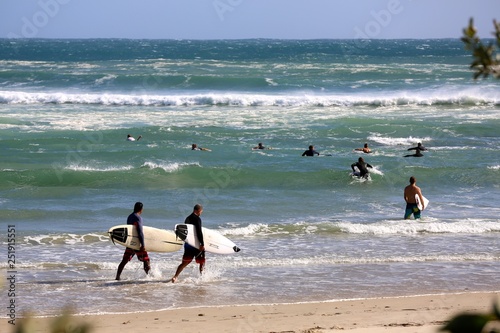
[115,202,150,280]
[302,145,320,156]
[405,142,427,157]
[351,157,373,179]
[410,142,427,151]
[171,204,205,283]
[253,142,266,150]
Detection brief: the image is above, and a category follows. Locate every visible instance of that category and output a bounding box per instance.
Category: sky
[0,0,499,40]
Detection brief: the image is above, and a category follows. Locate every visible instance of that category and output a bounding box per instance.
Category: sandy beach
[4,292,498,333]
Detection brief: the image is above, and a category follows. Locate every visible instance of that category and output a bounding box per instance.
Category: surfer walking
[351,157,373,179]
[404,176,425,219]
[171,204,205,283]
[115,202,150,280]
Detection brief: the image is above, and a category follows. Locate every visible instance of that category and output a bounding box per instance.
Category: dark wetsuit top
[351,161,373,177]
[185,212,204,246]
[302,149,319,156]
[408,145,427,151]
[406,145,427,157]
[405,147,425,157]
[127,212,145,247]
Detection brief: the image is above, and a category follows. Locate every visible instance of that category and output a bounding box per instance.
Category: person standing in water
[253,142,266,150]
[404,142,427,157]
[404,176,425,219]
[171,204,205,283]
[302,145,320,156]
[115,202,150,280]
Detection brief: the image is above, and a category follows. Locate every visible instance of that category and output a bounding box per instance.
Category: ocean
[0,38,499,317]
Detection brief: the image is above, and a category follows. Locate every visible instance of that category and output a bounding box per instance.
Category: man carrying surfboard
[115,202,150,280]
[171,204,205,283]
[404,176,425,219]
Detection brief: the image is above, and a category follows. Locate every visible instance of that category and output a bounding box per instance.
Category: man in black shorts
[171,204,205,283]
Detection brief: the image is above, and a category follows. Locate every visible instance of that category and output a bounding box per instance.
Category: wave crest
[1,90,499,107]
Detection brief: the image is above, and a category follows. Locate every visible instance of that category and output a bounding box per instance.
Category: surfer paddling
[354,143,371,154]
[171,204,205,283]
[351,157,373,179]
[404,176,425,219]
[115,202,150,280]
[192,143,211,151]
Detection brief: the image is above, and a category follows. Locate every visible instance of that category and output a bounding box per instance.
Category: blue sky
[1,0,499,39]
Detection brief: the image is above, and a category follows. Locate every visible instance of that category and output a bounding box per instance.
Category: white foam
[369,166,384,176]
[337,219,500,235]
[141,161,198,173]
[94,74,118,86]
[367,135,431,146]
[1,89,499,107]
[220,223,269,236]
[23,233,109,245]
[208,219,500,238]
[65,164,134,172]
[230,252,499,268]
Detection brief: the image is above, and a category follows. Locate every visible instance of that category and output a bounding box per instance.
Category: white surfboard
[108,225,183,253]
[415,194,429,211]
[174,224,241,254]
[350,167,371,180]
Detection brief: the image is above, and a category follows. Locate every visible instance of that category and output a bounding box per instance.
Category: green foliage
[440,302,500,333]
[461,18,500,79]
[13,309,92,333]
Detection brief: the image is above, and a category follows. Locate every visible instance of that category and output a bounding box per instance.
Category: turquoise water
[0,39,499,316]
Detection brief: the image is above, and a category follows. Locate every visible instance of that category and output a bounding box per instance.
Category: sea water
[0,39,499,316]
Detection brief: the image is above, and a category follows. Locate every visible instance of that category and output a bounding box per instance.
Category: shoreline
[4,291,498,333]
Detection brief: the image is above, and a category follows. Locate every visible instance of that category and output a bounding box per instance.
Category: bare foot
[171,277,177,283]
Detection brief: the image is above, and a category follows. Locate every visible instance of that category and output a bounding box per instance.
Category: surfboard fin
[109,228,128,243]
[108,231,116,245]
[233,246,241,252]
[175,224,188,241]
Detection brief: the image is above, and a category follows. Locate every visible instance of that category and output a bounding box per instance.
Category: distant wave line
[1,90,499,107]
